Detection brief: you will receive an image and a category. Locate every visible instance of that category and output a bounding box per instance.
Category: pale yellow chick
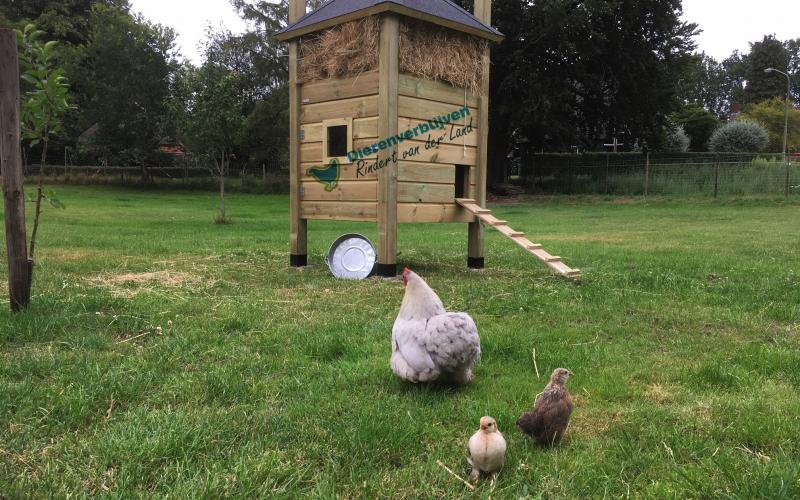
[467,416,507,481]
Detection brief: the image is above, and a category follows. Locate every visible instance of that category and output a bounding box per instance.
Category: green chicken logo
[306,159,340,192]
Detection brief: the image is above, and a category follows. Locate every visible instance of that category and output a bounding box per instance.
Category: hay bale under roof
[297,16,485,94]
[298,16,380,84]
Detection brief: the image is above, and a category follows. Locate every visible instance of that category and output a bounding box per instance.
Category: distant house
[158,141,188,159]
[728,102,742,122]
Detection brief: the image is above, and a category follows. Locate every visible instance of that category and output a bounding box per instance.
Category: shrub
[709,121,769,152]
[664,125,690,152]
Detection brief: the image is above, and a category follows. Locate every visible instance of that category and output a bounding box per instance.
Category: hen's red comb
[403,267,410,273]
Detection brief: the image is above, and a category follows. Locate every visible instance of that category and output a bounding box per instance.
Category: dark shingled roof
[276,0,503,42]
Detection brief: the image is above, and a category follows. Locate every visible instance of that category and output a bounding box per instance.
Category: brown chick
[516,368,574,446]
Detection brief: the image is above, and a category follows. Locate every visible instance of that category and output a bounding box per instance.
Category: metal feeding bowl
[325,234,376,280]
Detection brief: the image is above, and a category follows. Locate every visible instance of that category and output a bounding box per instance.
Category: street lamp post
[765,68,792,196]
[764,68,791,161]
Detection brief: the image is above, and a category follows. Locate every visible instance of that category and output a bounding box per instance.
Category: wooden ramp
[456,198,581,278]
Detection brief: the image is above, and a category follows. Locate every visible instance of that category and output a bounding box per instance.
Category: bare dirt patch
[87,270,211,297]
[645,383,673,404]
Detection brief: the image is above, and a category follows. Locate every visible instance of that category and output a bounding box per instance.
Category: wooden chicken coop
[278,0,580,278]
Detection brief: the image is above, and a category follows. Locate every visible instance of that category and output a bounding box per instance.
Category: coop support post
[376,14,399,277]
[288,0,308,267]
[1,29,32,311]
[468,0,491,269]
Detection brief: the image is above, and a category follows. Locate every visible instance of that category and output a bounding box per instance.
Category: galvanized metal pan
[325,234,376,280]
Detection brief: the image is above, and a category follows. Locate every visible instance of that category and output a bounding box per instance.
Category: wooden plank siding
[398,74,479,108]
[301,71,379,104]
[301,180,377,201]
[294,73,481,224]
[300,201,377,221]
[398,162,455,184]
[397,95,477,122]
[398,182,454,203]
[397,117,478,147]
[392,140,477,165]
[300,95,379,124]
[300,162,378,181]
[397,203,474,223]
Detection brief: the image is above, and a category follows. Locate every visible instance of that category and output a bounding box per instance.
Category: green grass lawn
[1,186,799,498]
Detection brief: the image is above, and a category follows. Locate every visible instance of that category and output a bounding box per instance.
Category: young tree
[179,61,246,223]
[17,24,69,269]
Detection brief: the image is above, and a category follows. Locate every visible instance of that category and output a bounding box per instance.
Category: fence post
[0,29,32,311]
[714,155,720,198]
[644,152,650,197]
[605,153,610,194]
[786,161,791,198]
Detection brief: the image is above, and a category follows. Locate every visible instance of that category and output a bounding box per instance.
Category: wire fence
[13,153,800,198]
[19,158,290,192]
[514,153,799,197]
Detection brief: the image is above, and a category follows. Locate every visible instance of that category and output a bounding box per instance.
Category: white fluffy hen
[390,268,480,384]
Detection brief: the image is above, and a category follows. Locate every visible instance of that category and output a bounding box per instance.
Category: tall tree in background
[453,0,697,179]
[677,52,729,118]
[0,0,129,45]
[68,4,177,180]
[720,50,747,111]
[744,35,791,106]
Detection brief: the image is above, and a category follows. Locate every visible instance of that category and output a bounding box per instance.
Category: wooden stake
[0,29,32,311]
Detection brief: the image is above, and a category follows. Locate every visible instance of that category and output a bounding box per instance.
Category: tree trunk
[487,116,511,186]
[1,29,32,311]
[219,152,226,221]
[28,139,48,261]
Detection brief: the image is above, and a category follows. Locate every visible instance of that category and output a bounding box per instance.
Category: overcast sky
[129,0,800,65]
